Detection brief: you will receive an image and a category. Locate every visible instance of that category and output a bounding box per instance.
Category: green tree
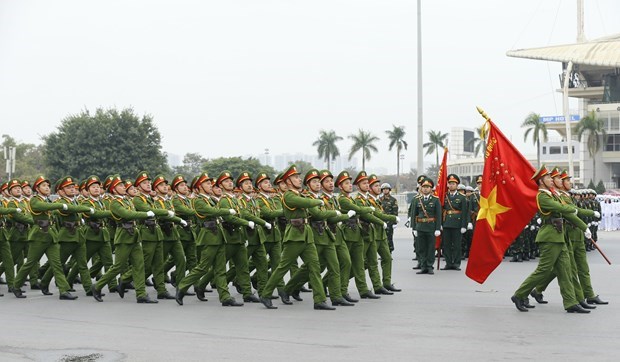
[42,108,169,181]
[313,130,343,170]
[574,110,606,183]
[587,180,596,190]
[386,125,408,193]
[202,157,277,180]
[425,164,439,183]
[595,180,606,194]
[2,135,47,182]
[348,129,379,170]
[521,112,548,168]
[173,152,207,178]
[422,130,448,167]
[465,126,486,157]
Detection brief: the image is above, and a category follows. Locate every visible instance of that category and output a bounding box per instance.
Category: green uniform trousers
[96,243,147,299]
[162,239,186,287]
[141,240,166,295]
[442,228,462,268]
[228,243,269,294]
[1,241,40,285]
[346,240,370,295]
[416,231,435,271]
[14,241,70,293]
[260,241,326,304]
[165,239,196,282]
[263,242,284,290]
[0,238,15,287]
[41,241,92,292]
[178,244,231,302]
[286,243,341,300]
[324,242,351,297]
[67,240,116,290]
[197,244,252,298]
[515,242,578,309]
[363,239,382,290]
[376,237,393,287]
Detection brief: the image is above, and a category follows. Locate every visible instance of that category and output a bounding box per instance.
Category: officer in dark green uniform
[169,174,197,289]
[441,174,469,270]
[13,176,78,300]
[408,175,427,267]
[511,165,591,313]
[410,178,442,274]
[379,183,398,252]
[259,165,334,310]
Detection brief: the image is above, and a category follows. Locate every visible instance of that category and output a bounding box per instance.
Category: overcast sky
[1,0,619,174]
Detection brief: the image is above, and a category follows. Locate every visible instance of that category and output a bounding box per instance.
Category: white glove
[229,209,237,215]
[588,222,592,227]
[392,224,397,229]
[15,208,22,213]
[146,211,155,217]
[347,210,356,218]
[395,216,401,224]
[434,230,441,237]
[467,222,473,230]
[413,230,418,237]
[248,221,255,229]
[594,211,600,219]
[573,209,579,215]
[62,204,68,210]
[318,200,325,206]
[460,227,466,234]
[167,210,175,217]
[89,208,95,214]
[383,222,388,229]
[530,226,535,231]
[179,219,188,227]
[337,221,342,226]
[536,218,542,225]
[584,228,592,239]
[369,206,375,212]
[335,210,342,216]
[264,222,272,230]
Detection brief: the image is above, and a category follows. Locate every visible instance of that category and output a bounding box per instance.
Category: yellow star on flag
[477,186,511,231]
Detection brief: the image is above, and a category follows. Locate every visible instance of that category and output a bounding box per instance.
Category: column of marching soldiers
[0,164,405,310]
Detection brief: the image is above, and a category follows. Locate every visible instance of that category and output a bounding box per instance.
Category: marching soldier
[410,178,442,274]
[1,189,27,296]
[441,174,469,271]
[169,174,197,289]
[379,183,398,252]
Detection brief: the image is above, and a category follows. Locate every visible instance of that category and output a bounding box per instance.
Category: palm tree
[574,110,606,183]
[348,129,379,170]
[422,130,448,167]
[521,112,548,167]
[465,126,486,157]
[386,125,408,192]
[312,130,343,170]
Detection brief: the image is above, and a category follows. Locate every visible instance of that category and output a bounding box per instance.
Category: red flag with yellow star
[465,120,538,284]
[434,147,448,249]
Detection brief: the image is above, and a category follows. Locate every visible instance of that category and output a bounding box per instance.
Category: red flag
[465,120,538,284]
[434,147,448,249]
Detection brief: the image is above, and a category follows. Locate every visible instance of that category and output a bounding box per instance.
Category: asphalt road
[1,226,618,361]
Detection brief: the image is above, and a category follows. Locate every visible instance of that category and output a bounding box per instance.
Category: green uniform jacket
[80,197,112,242]
[172,194,196,242]
[336,194,373,243]
[28,195,66,243]
[281,189,322,243]
[368,195,398,240]
[54,196,91,242]
[192,194,231,246]
[133,193,171,242]
[218,193,250,244]
[380,194,399,216]
[443,192,469,229]
[535,189,587,243]
[154,195,183,241]
[355,193,386,242]
[469,193,480,225]
[255,192,283,244]
[559,191,594,242]
[238,194,268,245]
[109,196,151,244]
[4,198,34,242]
[306,192,346,245]
[411,194,442,232]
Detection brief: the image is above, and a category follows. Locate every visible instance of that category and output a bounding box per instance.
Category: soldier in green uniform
[1,188,27,296]
[259,165,334,310]
[152,175,187,288]
[282,169,354,306]
[91,176,157,303]
[228,171,271,295]
[441,174,469,271]
[320,169,357,303]
[39,176,94,296]
[215,171,260,303]
[273,173,303,289]
[169,175,197,291]
[511,165,591,313]
[408,175,427,267]
[175,172,243,306]
[368,175,401,291]
[379,183,398,252]
[13,176,78,300]
[132,171,178,300]
[335,171,379,299]
[463,185,475,259]
[410,178,442,274]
